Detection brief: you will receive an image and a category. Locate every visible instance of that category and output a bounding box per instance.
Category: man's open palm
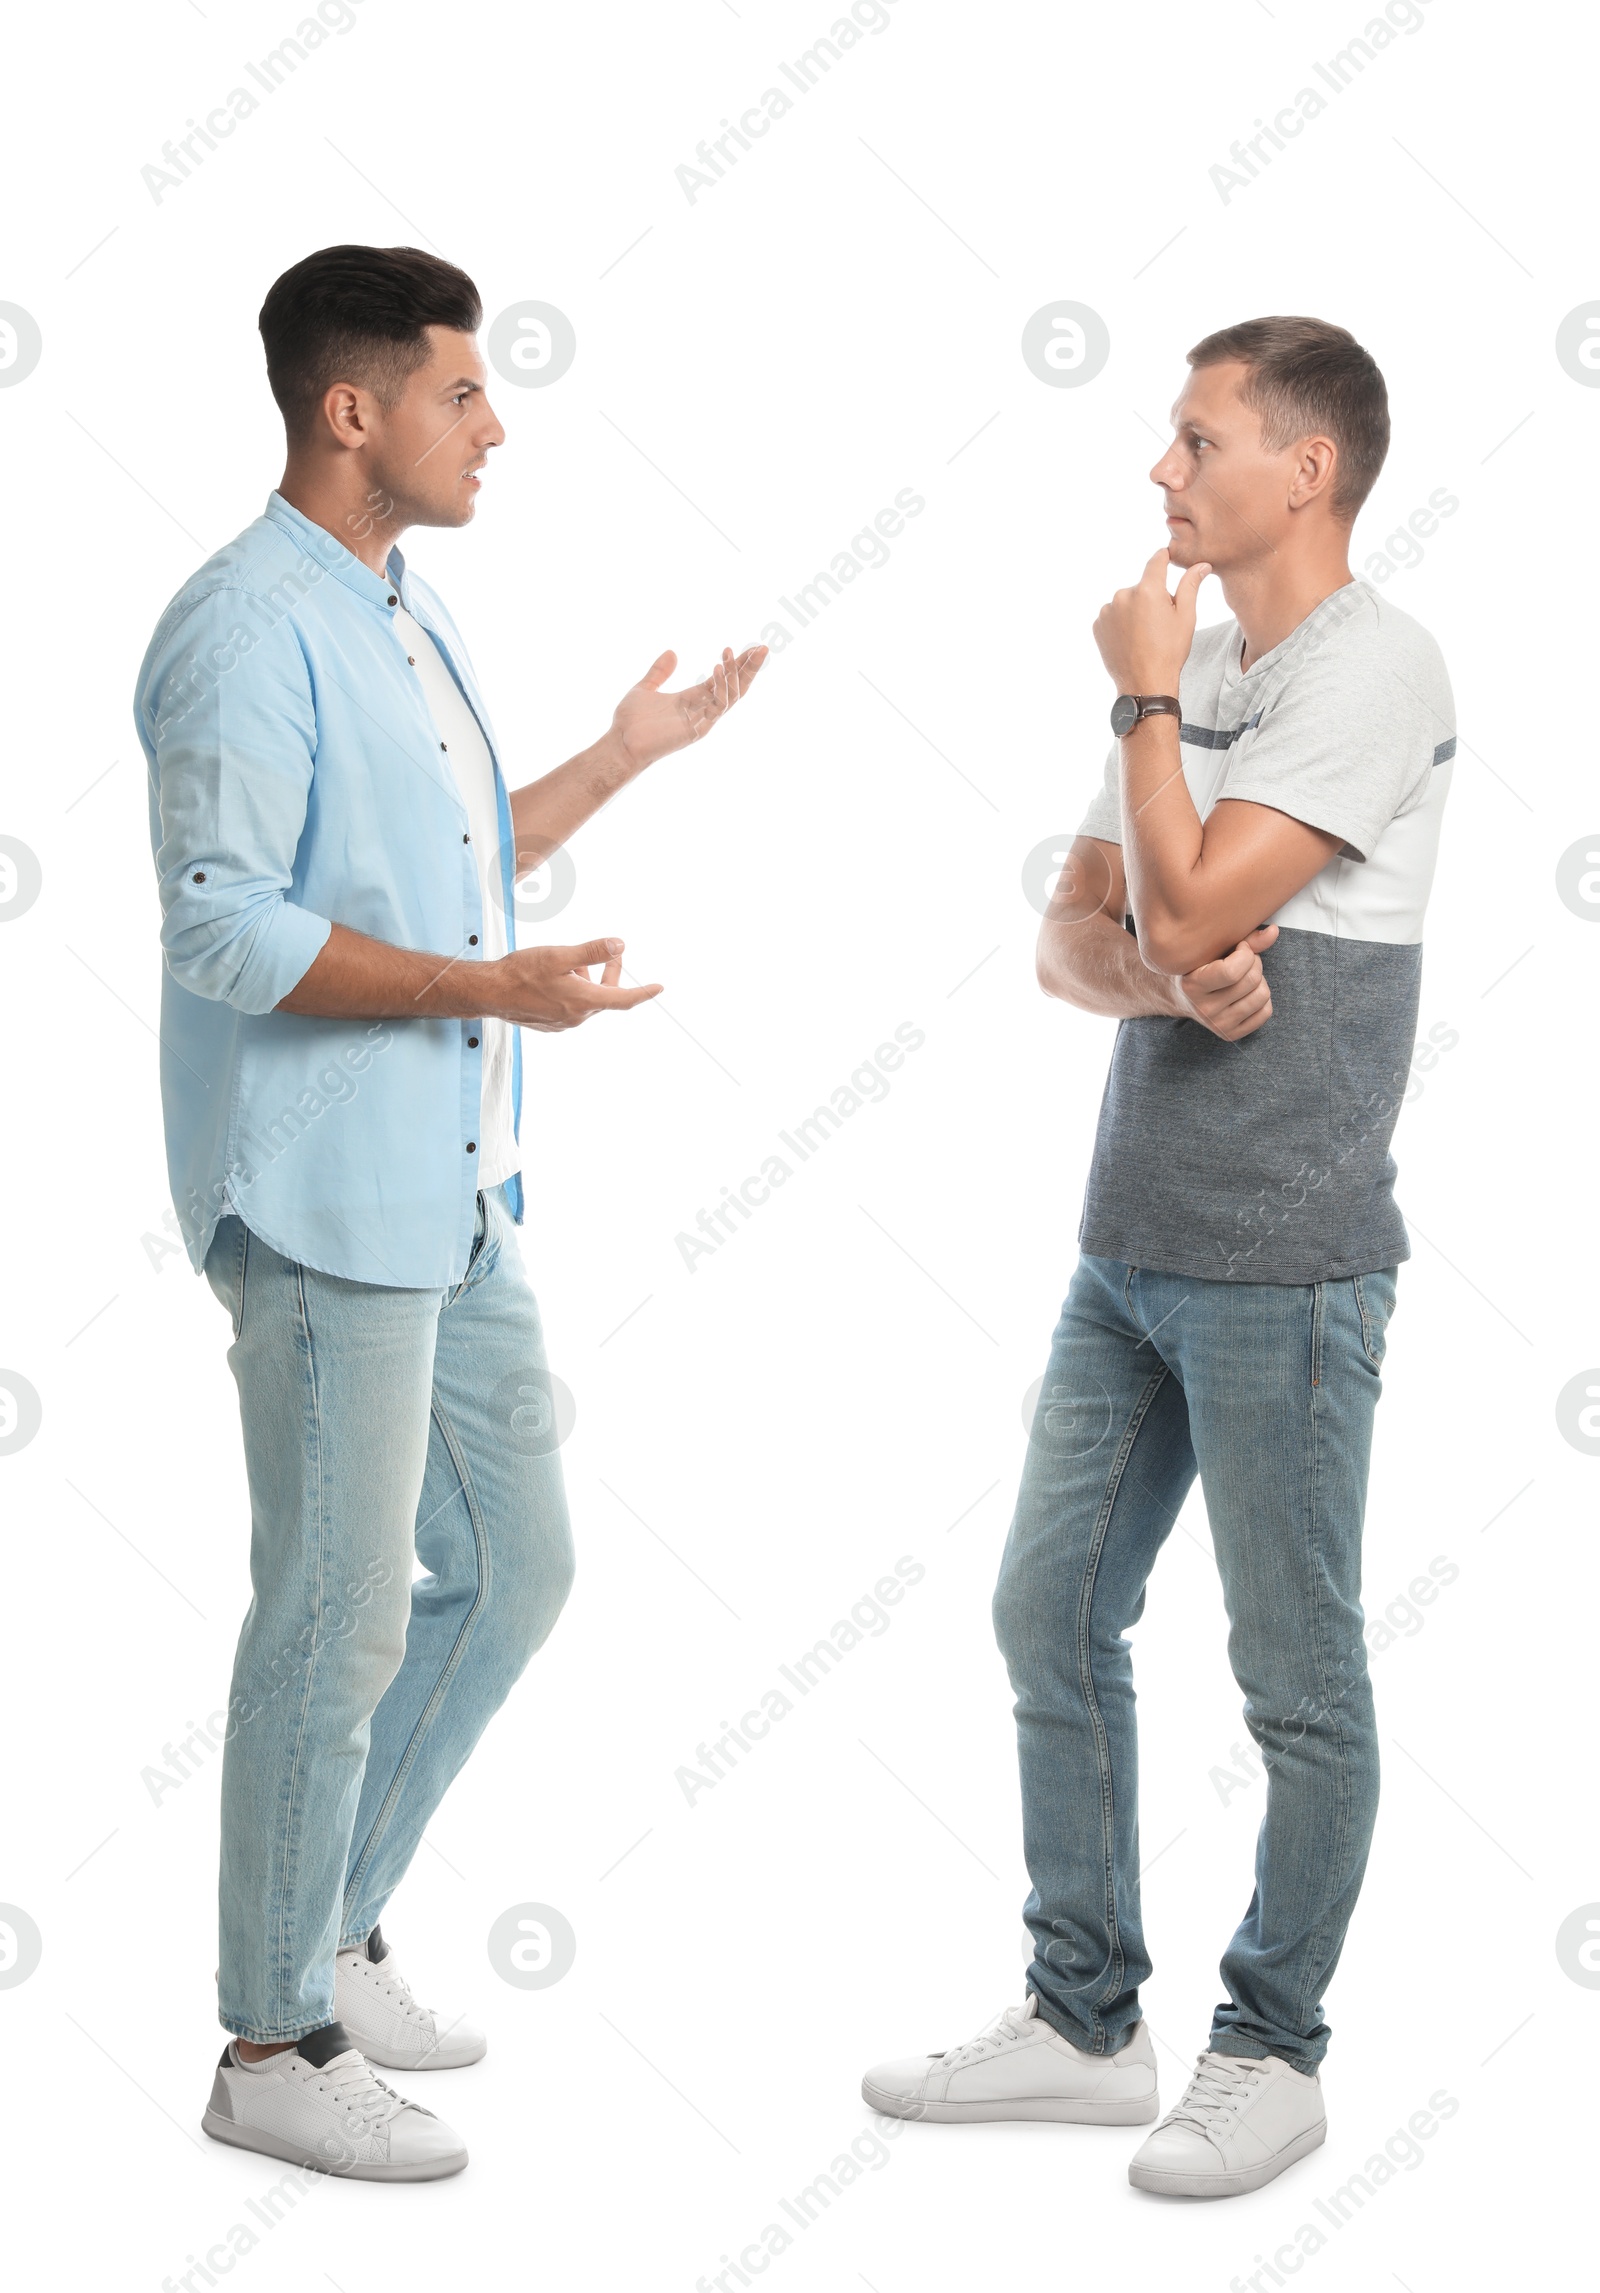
[612,645,768,770]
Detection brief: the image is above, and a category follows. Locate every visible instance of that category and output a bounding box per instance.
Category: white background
[0,0,1593,2286]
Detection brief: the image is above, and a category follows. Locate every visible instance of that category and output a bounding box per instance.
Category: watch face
[1110,694,1140,737]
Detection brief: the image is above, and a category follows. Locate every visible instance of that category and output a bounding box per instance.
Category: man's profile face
[1148,360,1321,574]
[358,325,506,532]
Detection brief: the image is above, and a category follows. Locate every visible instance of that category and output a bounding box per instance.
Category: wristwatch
[1109,693,1181,737]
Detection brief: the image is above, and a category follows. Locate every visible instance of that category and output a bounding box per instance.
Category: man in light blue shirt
[136,244,765,2180]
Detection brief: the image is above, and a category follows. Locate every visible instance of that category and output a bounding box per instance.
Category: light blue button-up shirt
[135,491,523,1287]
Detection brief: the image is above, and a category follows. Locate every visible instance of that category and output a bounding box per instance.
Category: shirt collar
[263,490,411,611]
[1222,577,1366,689]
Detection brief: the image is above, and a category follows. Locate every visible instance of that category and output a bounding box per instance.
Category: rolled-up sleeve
[144,587,332,1013]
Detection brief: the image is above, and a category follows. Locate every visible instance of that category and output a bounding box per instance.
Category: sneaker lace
[939,2001,1034,2068]
[361,1957,428,2026]
[313,2050,408,2128]
[1164,2052,1265,2135]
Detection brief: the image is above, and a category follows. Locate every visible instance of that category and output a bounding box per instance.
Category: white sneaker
[335,1926,487,2071]
[1128,2048,1326,2197]
[202,2021,468,2181]
[862,1994,1159,2124]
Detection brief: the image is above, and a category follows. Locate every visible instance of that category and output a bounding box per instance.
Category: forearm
[1116,715,1214,974]
[276,922,501,1020]
[509,727,643,871]
[1036,909,1184,1019]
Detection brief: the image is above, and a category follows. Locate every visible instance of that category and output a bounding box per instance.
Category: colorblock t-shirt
[1075,579,1454,1284]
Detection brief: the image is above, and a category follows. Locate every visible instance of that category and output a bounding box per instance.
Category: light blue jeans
[203,1186,574,2041]
[993,1253,1397,2075]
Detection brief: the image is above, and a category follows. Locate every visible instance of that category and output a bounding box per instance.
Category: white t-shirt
[391,604,520,1188]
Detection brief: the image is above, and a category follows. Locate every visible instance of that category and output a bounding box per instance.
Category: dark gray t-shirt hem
[1072,1223,1410,1287]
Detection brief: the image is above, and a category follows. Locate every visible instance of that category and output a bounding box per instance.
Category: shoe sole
[1128,2119,1326,2198]
[862,2076,1159,2126]
[201,2109,467,2182]
[352,2036,488,2072]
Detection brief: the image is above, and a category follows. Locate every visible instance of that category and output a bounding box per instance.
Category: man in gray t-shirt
[862,318,1451,2205]
[1077,574,1454,1282]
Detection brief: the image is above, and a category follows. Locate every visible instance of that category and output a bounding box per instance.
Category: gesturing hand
[1093,549,1211,696]
[486,939,663,1033]
[611,645,768,771]
[1174,925,1277,1041]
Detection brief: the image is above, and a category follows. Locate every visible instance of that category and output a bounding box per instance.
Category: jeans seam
[1309,1281,1324,1387]
[233,1221,250,1339]
[265,1258,329,2028]
[1289,1304,1353,2052]
[341,1396,492,1923]
[1075,1359,1170,2049]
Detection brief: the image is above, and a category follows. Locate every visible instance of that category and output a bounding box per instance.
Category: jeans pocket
[456,1189,503,1297]
[1352,1268,1397,1368]
[204,1216,250,1338]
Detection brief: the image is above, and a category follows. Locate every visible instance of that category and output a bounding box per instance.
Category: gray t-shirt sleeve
[1215,625,1452,864]
[1077,741,1123,843]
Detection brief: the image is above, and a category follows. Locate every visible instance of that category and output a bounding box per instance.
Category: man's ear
[1288,435,1338,510]
[318,381,372,451]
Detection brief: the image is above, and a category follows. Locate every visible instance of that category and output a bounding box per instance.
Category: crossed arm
[1037,784,1342,1043]
[1037,829,1288,1043]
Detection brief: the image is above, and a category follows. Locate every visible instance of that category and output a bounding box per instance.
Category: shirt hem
[199,1204,468,1292]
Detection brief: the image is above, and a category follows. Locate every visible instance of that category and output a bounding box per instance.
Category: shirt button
[192,870,206,883]
[466,1141,477,1154]
[463,832,471,844]
[440,741,448,752]
[387,593,398,606]
[467,1035,479,1048]
[468,934,479,946]
[407,655,416,666]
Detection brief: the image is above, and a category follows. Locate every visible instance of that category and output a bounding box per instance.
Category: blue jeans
[992,1252,1397,2075]
[202,1186,574,2041]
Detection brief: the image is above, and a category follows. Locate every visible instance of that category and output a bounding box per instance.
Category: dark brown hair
[259,244,482,435]
[1186,315,1390,520]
